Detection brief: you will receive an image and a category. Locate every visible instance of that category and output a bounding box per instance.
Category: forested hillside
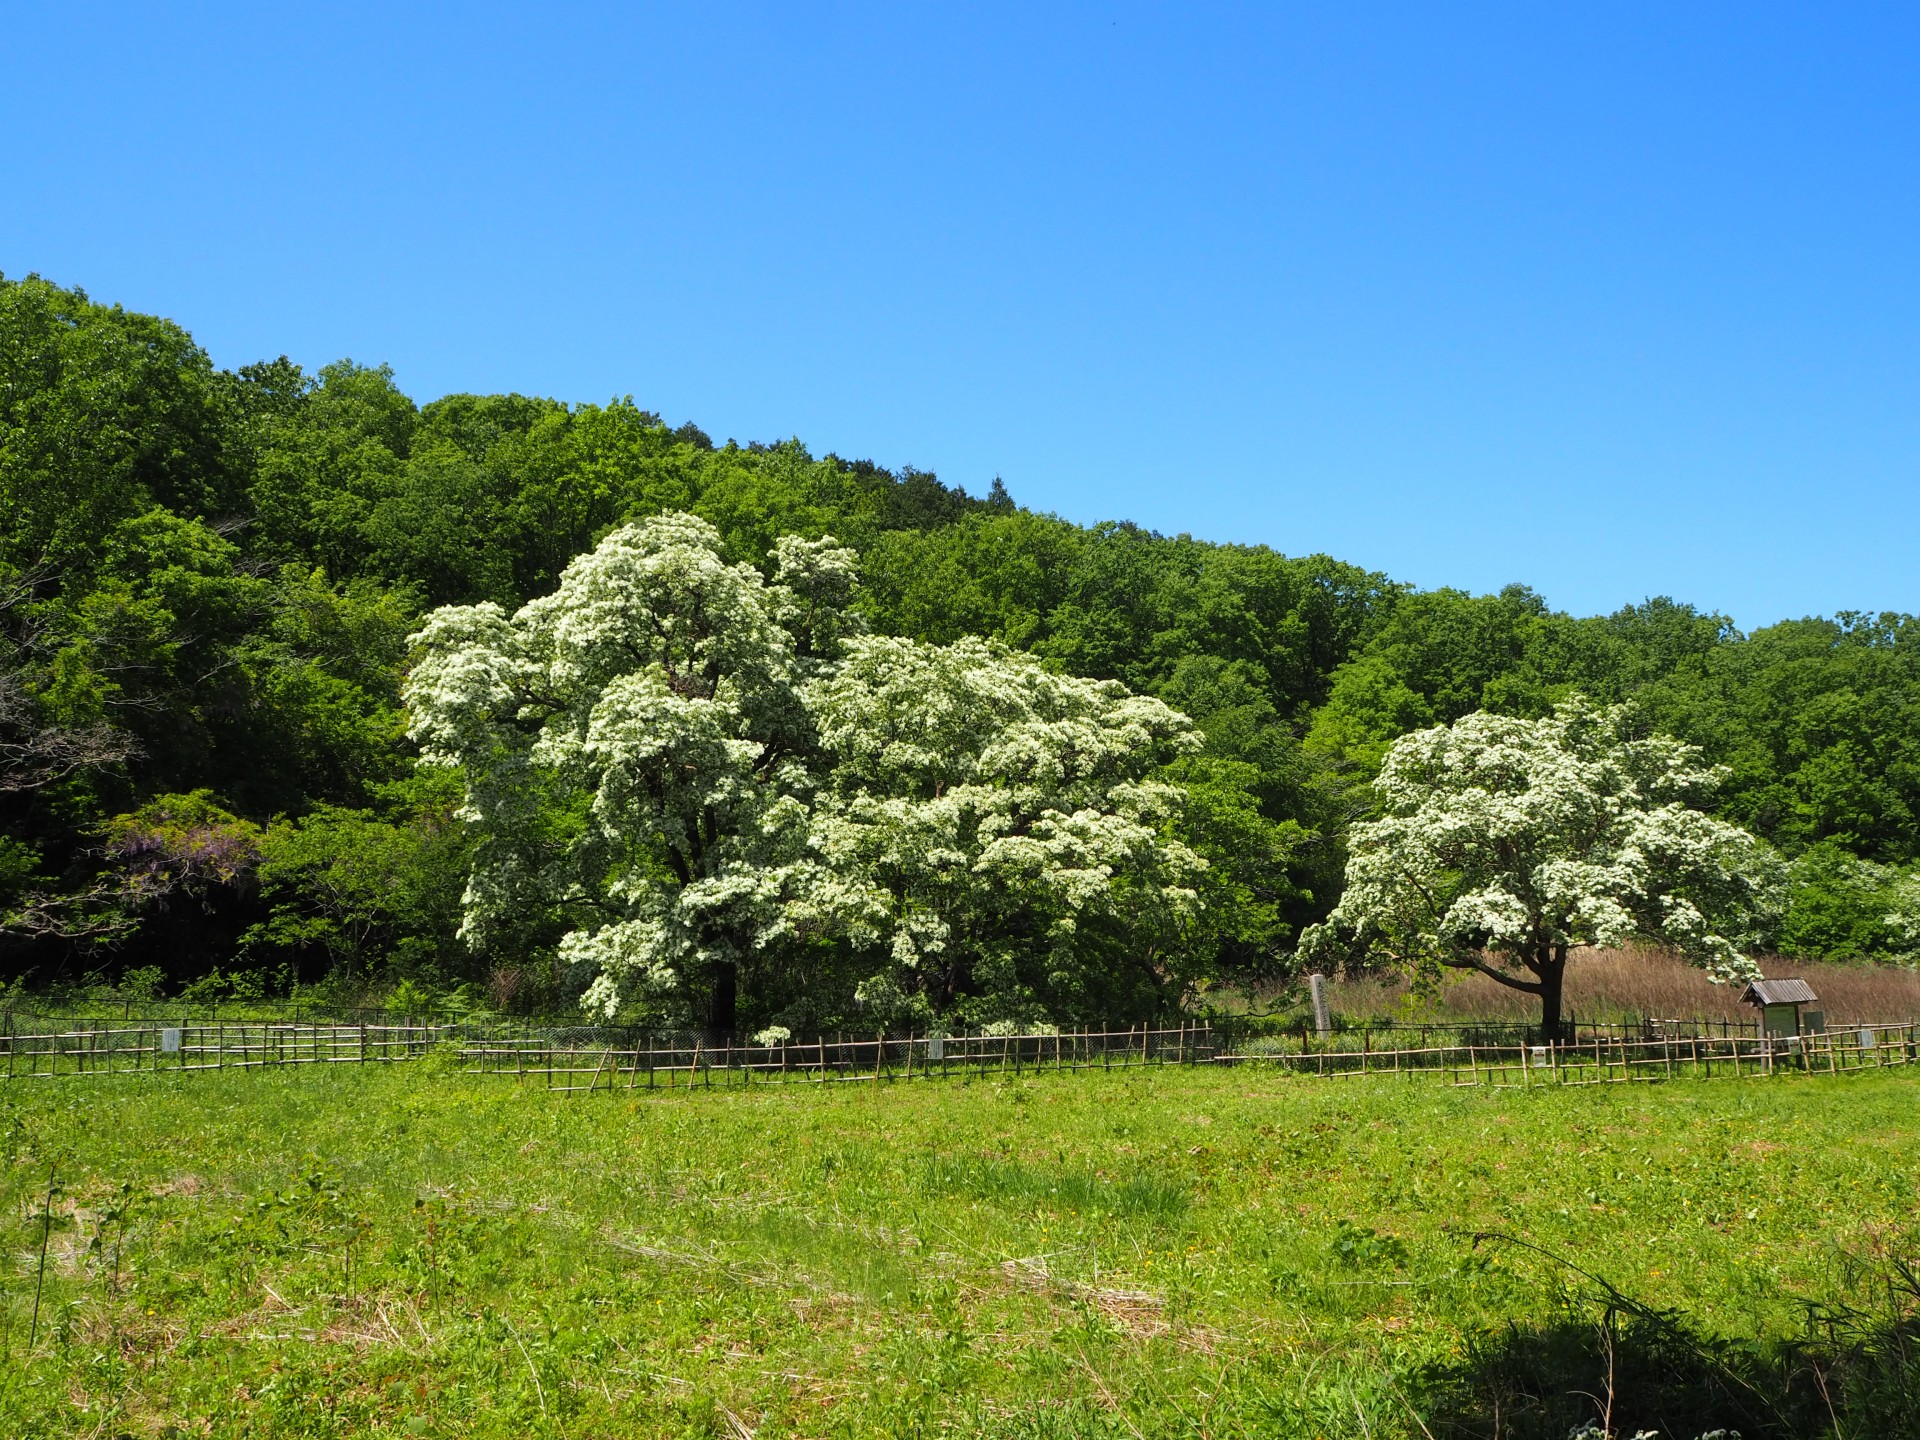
[3,274,1916,1018]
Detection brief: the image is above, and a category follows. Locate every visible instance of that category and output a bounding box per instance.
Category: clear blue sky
[6,3,1916,628]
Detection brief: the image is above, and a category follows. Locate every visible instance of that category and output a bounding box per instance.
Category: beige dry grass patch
[1325,945,1920,1024]
[992,1253,1180,1342]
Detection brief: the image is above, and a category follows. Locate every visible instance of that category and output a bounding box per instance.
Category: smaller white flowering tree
[1301,697,1781,1040]
[804,634,1206,1028]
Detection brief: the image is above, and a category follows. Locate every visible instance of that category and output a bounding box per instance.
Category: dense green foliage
[5,1062,1919,1436]
[3,273,1916,1021]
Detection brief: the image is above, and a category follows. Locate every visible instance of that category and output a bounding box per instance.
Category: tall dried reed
[1322,946,1920,1025]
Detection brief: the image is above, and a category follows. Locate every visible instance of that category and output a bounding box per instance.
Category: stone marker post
[1309,972,1332,1041]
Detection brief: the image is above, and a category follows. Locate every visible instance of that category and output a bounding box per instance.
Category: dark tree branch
[1440,951,1544,994]
[0,673,140,793]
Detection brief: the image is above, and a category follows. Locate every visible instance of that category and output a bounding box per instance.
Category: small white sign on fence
[926,1037,945,1061]
[160,1028,181,1054]
[1861,1027,1877,1049]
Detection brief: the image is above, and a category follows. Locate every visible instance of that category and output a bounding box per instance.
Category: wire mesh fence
[0,1021,1219,1084]
[3,1016,1912,1090]
[0,1021,461,1079]
[457,1024,1219,1092]
[1,1004,1794,1055]
[1221,1022,1920,1087]
[1207,1014,1777,1052]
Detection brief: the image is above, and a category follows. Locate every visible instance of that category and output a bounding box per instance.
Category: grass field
[4,1060,1917,1438]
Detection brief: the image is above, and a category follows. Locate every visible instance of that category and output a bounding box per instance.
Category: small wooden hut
[1740,977,1820,1037]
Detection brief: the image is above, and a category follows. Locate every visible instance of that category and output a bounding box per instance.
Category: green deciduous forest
[4,273,1917,1024]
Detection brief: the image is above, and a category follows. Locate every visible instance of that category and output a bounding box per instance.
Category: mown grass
[3,1058,1917,1438]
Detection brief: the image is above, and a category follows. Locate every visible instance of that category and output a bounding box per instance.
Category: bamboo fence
[456,1024,1214,1092]
[3,1018,1913,1091]
[1225,1022,1920,1087]
[0,1021,453,1079]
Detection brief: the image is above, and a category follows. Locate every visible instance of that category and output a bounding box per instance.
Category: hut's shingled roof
[1742,977,1819,1006]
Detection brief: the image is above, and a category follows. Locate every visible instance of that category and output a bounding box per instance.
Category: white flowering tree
[404,513,858,1033]
[1300,697,1781,1040]
[805,634,1205,1029]
[407,512,1208,1034]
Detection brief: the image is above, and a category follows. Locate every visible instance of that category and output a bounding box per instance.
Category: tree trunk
[706,958,737,1043]
[1536,945,1568,1044]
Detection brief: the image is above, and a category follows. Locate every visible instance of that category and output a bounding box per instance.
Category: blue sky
[6,3,1916,627]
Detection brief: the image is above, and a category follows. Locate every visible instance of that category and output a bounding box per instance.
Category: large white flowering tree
[404,513,858,1034]
[1301,697,1781,1039]
[406,512,1207,1033]
[806,634,1205,1028]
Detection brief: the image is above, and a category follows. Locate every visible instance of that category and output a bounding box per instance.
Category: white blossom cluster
[405,512,1203,1023]
[1302,697,1783,995]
